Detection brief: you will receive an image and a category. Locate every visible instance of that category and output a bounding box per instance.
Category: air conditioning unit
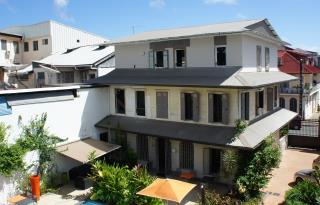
[5,51,10,59]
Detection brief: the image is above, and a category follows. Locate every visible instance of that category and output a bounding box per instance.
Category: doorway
[157,138,171,177]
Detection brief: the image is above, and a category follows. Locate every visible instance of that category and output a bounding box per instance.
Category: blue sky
[0,0,319,52]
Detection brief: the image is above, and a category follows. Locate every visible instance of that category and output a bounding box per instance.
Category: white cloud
[54,0,69,7]
[236,13,247,20]
[149,0,166,8]
[53,0,74,22]
[204,0,237,5]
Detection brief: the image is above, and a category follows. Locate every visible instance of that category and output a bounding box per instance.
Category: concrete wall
[0,35,22,65]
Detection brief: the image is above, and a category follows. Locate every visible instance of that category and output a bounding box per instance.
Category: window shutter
[149,50,154,69]
[180,93,185,120]
[208,94,214,123]
[222,94,229,124]
[163,50,169,68]
[192,93,199,122]
[203,148,210,175]
[156,92,168,119]
[241,93,245,120]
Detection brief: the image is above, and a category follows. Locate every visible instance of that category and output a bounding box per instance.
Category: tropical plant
[0,123,26,177]
[235,119,248,138]
[89,161,163,205]
[222,149,239,177]
[235,135,281,200]
[16,113,62,176]
[198,189,238,205]
[285,180,320,205]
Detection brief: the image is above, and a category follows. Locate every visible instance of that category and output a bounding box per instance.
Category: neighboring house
[0,32,28,89]
[31,45,115,87]
[89,19,298,183]
[0,20,108,88]
[278,48,320,119]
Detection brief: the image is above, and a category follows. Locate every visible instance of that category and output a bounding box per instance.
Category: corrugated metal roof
[88,68,297,88]
[111,19,272,44]
[96,108,297,149]
[34,45,114,67]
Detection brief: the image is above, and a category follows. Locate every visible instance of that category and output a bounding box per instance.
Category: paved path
[263,149,319,205]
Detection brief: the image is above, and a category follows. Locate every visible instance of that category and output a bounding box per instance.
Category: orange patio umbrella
[137,178,197,204]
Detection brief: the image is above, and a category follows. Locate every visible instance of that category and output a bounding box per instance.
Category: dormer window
[175,49,186,67]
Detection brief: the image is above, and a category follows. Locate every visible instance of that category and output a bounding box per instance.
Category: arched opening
[289,98,297,112]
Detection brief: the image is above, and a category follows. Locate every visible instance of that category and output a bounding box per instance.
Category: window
[265,47,270,71]
[12,41,19,54]
[256,45,262,70]
[184,93,193,120]
[42,39,48,45]
[100,132,108,142]
[241,92,249,120]
[136,91,145,116]
[149,50,168,69]
[156,91,168,119]
[24,42,29,52]
[274,86,278,107]
[1,40,7,50]
[175,49,186,67]
[255,90,264,116]
[290,98,297,112]
[213,94,222,122]
[180,141,194,170]
[280,97,285,108]
[267,87,274,111]
[18,74,29,81]
[33,41,38,51]
[155,51,164,67]
[115,89,125,114]
[57,71,74,83]
[89,73,96,79]
[208,93,229,124]
[136,135,148,161]
[216,46,226,66]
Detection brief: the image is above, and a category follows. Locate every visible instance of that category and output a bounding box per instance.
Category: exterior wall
[241,35,279,72]
[0,86,110,204]
[115,43,149,68]
[114,34,279,71]
[110,84,279,126]
[0,35,22,65]
[22,36,52,64]
[50,21,107,53]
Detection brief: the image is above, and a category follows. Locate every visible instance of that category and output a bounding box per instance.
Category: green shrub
[285,180,320,205]
[236,135,281,199]
[199,189,238,205]
[90,161,163,205]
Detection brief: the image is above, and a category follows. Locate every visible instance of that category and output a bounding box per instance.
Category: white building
[90,19,298,181]
[0,20,108,88]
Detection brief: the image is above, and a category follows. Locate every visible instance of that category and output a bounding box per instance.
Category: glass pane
[216,47,226,66]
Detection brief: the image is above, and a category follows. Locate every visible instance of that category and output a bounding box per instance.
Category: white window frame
[174,49,186,68]
[215,45,227,66]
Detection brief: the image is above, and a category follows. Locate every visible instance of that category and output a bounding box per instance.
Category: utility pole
[299,58,304,119]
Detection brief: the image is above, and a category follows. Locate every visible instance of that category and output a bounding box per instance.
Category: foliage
[285,180,320,205]
[199,189,238,205]
[235,120,248,138]
[235,135,281,200]
[222,149,239,177]
[241,197,262,205]
[16,113,63,176]
[280,126,288,137]
[89,161,163,205]
[0,123,26,176]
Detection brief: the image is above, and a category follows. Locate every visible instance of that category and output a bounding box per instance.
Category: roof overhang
[56,138,121,164]
[96,109,297,149]
[0,32,23,39]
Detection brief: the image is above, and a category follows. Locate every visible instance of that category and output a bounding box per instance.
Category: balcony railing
[280,87,301,94]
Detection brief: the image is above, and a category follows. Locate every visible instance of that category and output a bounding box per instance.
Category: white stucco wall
[0,86,110,204]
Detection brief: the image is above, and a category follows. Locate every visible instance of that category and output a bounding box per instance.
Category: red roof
[278,50,320,74]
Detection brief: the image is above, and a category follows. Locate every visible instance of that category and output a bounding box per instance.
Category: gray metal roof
[95,115,238,149]
[95,108,297,149]
[88,68,297,88]
[111,19,280,45]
